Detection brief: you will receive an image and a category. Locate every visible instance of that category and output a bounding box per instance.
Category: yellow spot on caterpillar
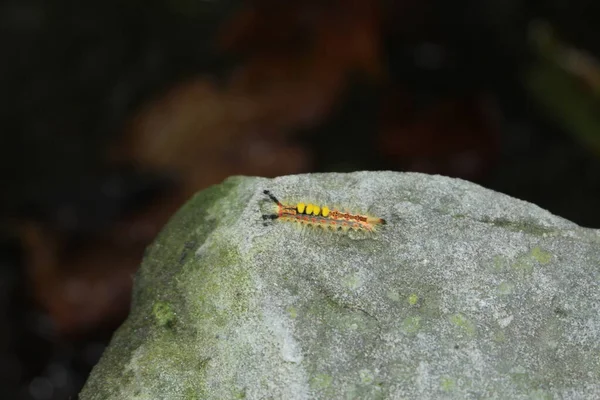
[306,204,314,215]
[313,205,320,216]
[321,206,330,217]
[297,203,305,214]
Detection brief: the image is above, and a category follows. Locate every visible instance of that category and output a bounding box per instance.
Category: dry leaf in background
[117,0,383,195]
[18,192,181,335]
[114,79,313,194]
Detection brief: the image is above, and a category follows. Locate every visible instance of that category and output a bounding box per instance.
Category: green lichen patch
[310,373,333,389]
[343,273,361,290]
[449,313,477,338]
[287,306,298,319]
[481,217,556,236]
[530,247,552,264]
[510,246,554,277]
[152,301,176,328]
[408,293,419,306]
[440,376,456,392]
[401,316,422,335]
[496,281,515,296]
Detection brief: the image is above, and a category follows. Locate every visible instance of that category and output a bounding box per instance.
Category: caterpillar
[262,190,386,233]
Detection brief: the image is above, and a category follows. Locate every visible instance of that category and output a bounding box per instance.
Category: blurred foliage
[526,20,600,154]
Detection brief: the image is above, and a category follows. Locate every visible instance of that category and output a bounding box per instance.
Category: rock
[80,171,600,399]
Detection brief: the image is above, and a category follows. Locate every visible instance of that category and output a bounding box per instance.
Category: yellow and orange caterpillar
[262,190,386,233]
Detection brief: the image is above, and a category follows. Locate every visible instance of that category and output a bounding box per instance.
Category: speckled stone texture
[80,171,600,399]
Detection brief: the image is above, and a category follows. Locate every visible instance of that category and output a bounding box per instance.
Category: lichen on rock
[80,171,600,399]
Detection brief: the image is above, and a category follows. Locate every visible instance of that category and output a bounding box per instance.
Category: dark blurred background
[1,0,600,398]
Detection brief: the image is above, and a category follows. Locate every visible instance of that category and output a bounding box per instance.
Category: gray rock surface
[80,171,600,399]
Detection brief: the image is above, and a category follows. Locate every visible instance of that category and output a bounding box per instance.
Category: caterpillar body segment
[262,190,386,233]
